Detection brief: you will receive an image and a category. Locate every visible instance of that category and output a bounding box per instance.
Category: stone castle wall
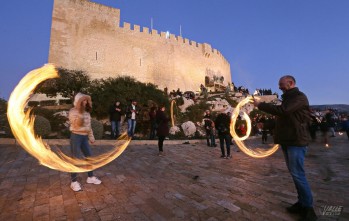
[49,0,231,92]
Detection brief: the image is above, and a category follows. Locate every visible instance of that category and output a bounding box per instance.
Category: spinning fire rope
[230,96,279,158]
[170,99,176,127]
[7,64,131,172]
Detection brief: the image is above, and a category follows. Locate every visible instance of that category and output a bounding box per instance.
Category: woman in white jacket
[69,92,102,191]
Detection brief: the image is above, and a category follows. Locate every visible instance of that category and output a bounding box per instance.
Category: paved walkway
[0,135,348,221]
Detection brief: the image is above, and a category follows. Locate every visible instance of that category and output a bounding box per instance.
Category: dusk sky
[1,0,348,105]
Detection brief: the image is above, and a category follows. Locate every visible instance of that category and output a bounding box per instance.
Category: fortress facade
[48,0,231,92]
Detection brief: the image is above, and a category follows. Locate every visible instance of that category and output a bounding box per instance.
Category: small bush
[185,101,210,123]
[34,115,51,138]
[28,101,40,107]
[59,99,72,105]
[31,108,69,138]
[40,100,57,106]
[91,118,103,140]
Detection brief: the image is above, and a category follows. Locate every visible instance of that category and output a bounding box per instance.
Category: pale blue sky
[0,0,348,105]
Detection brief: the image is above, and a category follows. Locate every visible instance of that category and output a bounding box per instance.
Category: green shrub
[34,115,51,138]
[31,108,69,137]
[28,101,40,107]
[0,98,12,138]
[91,118,103,140]
[40,100,57,106]
[174,96,184,106]
[184,101,210,123]
[89,76,169,119]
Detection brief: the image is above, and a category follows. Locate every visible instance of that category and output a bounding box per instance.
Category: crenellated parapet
[119,21,229,64]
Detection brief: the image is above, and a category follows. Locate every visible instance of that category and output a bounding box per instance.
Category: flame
[171,99,176,127]
[230,96,279,158]
[7,64,131,172]
[338,132,343,136]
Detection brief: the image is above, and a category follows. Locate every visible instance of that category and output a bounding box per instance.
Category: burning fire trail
[7,64,131,172]
[230,96,279,158]
[171,99,176,127]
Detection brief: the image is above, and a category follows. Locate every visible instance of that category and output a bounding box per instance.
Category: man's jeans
[70,133,93,182]
[329,127,335,136]
[149,121,157,139]
[219,134,231,156]
[111,121,121,138]
[127,119,136,137]
[206,130,216,146]
[281,146,313,208]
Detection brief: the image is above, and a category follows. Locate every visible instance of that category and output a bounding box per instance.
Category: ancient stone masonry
[49,0,231,92]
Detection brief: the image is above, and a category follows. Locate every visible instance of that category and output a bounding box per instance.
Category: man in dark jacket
[214,112,231,159]
[254,75,317,221]
[109,101,123,139]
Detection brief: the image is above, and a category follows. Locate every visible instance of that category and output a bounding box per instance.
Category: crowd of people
[236,86,249,95]
[309,108,349,146]
[252,114,276,144]
[253,88,274,96]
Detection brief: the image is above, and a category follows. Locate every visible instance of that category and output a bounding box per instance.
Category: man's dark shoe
[286,202,303,214]
[299,207,318,221]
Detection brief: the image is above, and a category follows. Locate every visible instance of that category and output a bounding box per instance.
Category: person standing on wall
[68,92,102,192]
[125,99,140,138]
[156,105,169,156]
[254,75,317,221]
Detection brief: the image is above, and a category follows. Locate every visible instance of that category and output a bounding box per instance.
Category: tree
[35,68,91,101]
[89,76,169,119]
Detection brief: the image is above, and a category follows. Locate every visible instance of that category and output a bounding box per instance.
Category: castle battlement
[120,20,228,63]
[71,0,227,62]
[49,0,231,92]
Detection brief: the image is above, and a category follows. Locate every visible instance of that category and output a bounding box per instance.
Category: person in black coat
[148,105,157,140]
[214,112,231,159]
[156,105,169,156]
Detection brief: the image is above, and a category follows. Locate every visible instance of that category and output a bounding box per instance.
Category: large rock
[181,121,196,137]
[207,98,232,112]
[169,126,181,135]
[178,98,195,112]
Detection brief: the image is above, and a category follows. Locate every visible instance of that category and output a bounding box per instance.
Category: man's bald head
[279,75,296,93]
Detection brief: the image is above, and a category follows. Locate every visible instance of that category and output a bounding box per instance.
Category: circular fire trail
[7,64,131,172]
[230,96,279,158]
